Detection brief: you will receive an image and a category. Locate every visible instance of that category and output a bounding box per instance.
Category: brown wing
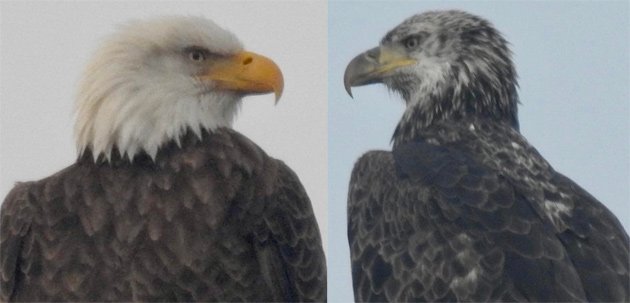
[0,129,326,302]
[254,160,327,302]
[348,146,590,302]
[551,172,629,301]
[1,183,34,302]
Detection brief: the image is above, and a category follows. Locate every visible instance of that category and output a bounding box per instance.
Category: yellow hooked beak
[344,46,416,97]
[201,51,284,102]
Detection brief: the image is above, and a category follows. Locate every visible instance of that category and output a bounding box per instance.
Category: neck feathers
[392,64,519,147]
[75,80,241,161]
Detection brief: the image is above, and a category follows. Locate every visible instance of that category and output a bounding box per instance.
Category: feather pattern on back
[1,129,326,302]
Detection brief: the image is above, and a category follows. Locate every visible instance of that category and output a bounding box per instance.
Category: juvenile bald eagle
[1,16,325,301]
[344,10,628,302]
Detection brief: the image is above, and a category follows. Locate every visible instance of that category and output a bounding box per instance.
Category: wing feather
[1,129,327,301]
[1,183,35,301]
[348,139,602,302]
[255,161,327,302]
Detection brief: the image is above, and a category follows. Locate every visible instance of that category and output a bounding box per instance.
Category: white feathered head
[75,16,283,160]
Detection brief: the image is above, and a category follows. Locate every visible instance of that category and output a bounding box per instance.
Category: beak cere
[202,51,284,102]
[344,46,416,97]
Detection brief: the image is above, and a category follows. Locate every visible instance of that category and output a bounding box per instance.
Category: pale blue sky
[328,1,629,302]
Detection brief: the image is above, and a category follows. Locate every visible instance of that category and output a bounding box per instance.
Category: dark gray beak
[343,46,417,98]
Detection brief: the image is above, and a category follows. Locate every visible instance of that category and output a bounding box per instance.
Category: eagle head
[344,10,519,144]
[75,16,283,161]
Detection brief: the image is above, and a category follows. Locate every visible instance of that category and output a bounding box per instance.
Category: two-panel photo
[0,1,628,302]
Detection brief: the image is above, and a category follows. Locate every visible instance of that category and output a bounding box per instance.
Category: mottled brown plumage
[348,118,629,302]
[345,10,628,302]
[1,129,326,301]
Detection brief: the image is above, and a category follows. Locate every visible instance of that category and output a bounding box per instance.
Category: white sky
[328,1,629,302]
[0,1,328,251]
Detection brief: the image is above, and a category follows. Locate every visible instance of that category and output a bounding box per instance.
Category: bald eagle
[344,10,628,302]
[0,16,325,301]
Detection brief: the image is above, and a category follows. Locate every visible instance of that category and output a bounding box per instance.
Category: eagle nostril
[243,56,253,65]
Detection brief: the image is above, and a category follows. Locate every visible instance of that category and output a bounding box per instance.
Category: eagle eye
[186,47,208,62]
[403,37,420,49]
[189,50,205,62]
[402,33,427,50]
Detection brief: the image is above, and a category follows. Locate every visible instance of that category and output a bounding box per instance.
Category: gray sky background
[328,1,629,302]
[0,1,328,250]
